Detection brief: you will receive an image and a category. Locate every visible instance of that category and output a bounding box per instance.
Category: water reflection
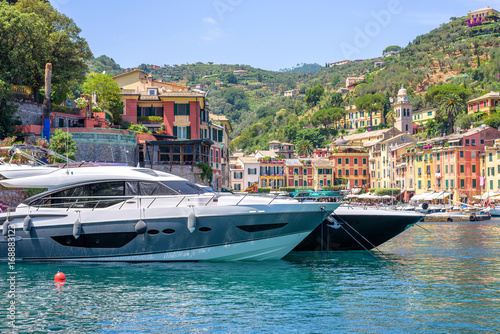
[0,220,499,333]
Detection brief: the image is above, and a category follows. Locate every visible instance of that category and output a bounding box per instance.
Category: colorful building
[113,69,208,140]
[284,159,314,189]
[328,135,370,189]
[467,91,500,115]
[481,138,500,194]
[339,105,385,130]
[312,158,335,190]
[412,107,437,133]
[393,85,413,134]
[426,126,500,203]
[467,6,499,20]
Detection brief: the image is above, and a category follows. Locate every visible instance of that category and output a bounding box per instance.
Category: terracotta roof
[312,158,333,167]
[112,69,147,79]
[467,91,500,104]
[343,128,399,142]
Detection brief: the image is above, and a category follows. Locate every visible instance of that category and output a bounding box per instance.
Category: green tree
[424,84,470,105]
[296,140,313,157]
[328,92,343,108]
[354,94,384,128]
[439,93,465,133]
[484,112,500,129]
[0,78,19,139]
[385,109,396,129]
[304,84,324,107]
[311,108,337,132]
[82,72,121,122]
[13,0,92,99]
[49,129,77,162]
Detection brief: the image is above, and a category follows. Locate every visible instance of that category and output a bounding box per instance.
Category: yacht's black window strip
[237,223,287,232]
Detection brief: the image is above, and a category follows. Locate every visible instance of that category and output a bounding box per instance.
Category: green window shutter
[137,105,141,117]
[173,126,177,138]
[187,126,191,139]
[186,103,190,115]
[174,104,178,115]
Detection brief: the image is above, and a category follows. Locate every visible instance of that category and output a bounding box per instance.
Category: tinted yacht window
[160,181,208,195]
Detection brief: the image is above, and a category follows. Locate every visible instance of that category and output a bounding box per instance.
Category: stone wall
[0,189,28,208]
[150,164,206,185]
[12,102,43,125]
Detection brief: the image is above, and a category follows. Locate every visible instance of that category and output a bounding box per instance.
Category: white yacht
[0,166,340,261]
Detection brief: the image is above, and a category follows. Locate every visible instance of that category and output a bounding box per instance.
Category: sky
[49,0,500,71]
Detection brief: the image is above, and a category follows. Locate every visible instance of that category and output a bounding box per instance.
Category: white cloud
[203,17,217,25]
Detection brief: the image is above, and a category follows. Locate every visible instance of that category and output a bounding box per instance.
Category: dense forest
[85,16,500,154]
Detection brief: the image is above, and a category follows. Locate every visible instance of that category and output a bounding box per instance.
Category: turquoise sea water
[1,219,500,333]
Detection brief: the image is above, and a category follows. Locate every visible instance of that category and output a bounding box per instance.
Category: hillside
[88,16,500,153]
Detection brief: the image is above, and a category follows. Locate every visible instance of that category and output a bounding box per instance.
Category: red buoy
[54,270,66,282]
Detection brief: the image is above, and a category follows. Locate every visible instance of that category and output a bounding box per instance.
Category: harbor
[1,218,499,333]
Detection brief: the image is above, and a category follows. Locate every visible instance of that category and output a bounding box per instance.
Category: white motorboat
[0,166,340,261]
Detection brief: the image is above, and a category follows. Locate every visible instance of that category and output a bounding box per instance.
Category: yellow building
[467,91,500,115]
[414,145,435,194]
[371,133,418,189]
[312,158,335,190]
[338,105,385,130]
[468,6,499,20]
[343,128,401,146]
[412,107,437,133]
[482,138,500,193]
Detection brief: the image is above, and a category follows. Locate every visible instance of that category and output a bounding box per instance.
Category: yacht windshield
[160,181,209,195]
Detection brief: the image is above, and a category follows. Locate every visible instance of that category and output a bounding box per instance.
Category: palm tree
[385,109,396,128]
[439,93,465,133]
[296,140,313,157]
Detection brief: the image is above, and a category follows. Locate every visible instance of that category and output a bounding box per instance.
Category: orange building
[328,135,370,189]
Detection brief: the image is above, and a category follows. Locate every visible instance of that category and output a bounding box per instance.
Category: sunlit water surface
[1,219,499,333]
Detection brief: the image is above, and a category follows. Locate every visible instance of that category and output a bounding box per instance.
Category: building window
[294,168,299,175]
[418,180,422,189]
[354,169,358,176]
[248,168,257,175]
[363,169,367,176]
[472,165,476,173]
[338,170,342,176]
[489,153,493,162]
[490,180,494,190]
[337,158,342,165]
[233,172,243,179]
[354,158,358,164]
[445,165,448,174]
[174,103,190,116]
[149,89,157,95]
[345,158,349,165]
[327,180,331,186]
[472,151,476,159]
[174,126,191,139]
[345,169,350,176]
[472,179,476,188]
[460,151,464,158]
[460,165,464,173]
[451,179,454,188]
[445,180,449,188]
[303,169,307,175]
[363,158,367,164]
[460,179,465,188]
[234,184,241,191]
[465,139,470,146]
[471,139,476,146]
